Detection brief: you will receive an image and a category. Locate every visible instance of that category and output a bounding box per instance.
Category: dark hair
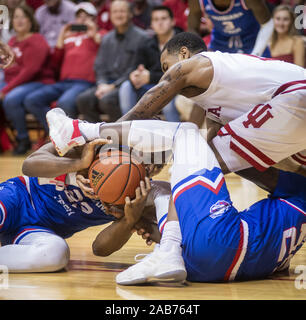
[151,5,174,19]
[13,4,39,33]
[161,32,207,55]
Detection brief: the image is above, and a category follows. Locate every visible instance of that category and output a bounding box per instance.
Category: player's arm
[245,0,273,56]
[118,62,188,121]
[92,178,154,257]
[22,139,109,178]
[235,167,279,194]
[187,0,202,35]
[118,56,210,121]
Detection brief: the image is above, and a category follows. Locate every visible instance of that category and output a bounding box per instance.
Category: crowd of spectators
[0,0,305,154]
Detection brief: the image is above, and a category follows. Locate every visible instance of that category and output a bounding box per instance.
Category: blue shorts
[172,167,242,282]
[0,178,54,245]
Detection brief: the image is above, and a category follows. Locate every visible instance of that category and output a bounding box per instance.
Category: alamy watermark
[295,5,306,30]
[294,265,306,290]
[0,265,9,290]
[0,5,9,30]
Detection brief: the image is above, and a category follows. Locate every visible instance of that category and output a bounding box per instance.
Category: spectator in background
[77,0,148,122]
[131,0,152,30]
[25,0,44,10]
[188,0,273,57]
[266,0,281,12]
[35,0,76,48]
[90,0,113,31]
[24,2,104,141]
[163,0,189,31]
[119,5,180,121]
[270,5,305,66]
[0,0,24,44]
[1,4,54,155]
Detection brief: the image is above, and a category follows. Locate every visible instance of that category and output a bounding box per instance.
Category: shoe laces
[134,244,160,262]
[134,253,148,262]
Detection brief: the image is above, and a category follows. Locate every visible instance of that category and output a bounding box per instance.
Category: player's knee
[33,238,70,272]
[179,122,199,131]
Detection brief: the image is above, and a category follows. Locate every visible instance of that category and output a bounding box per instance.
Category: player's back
[189,51,306,124]
[11,174,115,239]
[238,195,306,280]
[201,0,260,53]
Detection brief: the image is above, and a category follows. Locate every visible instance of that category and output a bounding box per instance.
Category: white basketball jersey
[189,51,306,124]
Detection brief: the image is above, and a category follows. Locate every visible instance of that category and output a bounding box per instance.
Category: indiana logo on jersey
[209,200,231,219]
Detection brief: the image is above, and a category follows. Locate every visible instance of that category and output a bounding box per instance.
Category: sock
[78,122,104,142]
[159,221,182,252]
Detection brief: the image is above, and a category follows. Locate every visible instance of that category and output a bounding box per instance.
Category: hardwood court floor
[0,154,305,300]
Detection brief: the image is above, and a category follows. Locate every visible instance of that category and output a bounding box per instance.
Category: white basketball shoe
[46,108,86,156]
[116,244,187,285]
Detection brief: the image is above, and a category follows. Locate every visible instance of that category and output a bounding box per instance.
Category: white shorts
[212,80,306,172]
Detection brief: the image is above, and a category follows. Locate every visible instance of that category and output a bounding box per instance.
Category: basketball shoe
[46,108,86,156]
[116,244,187,285]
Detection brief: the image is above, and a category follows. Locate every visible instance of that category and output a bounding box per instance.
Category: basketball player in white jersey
[113,32,305,175]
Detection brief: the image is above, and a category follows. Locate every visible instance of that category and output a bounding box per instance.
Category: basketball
[88,148,146,205]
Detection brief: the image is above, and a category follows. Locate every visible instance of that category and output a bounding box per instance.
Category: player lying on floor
[116,121,306,284]
[0,139,171,272]
[47,110,306,283]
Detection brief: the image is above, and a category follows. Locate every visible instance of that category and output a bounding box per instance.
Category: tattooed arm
[118,55,213,121]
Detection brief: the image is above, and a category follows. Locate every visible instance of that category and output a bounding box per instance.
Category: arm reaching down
[22,139,110,178]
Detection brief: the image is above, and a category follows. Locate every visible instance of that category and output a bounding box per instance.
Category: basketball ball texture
[88,149,146,205]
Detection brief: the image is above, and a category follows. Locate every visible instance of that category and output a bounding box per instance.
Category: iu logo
[243,104,274,129]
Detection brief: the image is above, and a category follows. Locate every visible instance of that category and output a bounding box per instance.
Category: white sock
[159,221,182,252]
[78,122,104,142]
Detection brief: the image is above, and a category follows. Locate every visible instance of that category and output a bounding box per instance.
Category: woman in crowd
[0,4,54,155]
[270,4,305,67]
[24,2,105,139]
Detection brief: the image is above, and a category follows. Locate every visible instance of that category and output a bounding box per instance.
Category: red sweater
[2,33,55,95]
[51,31,107,83]
[163,0,189,31]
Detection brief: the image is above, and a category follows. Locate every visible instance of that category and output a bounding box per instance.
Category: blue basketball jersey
[0,174,115,245]
[201,0,269,55]
[173,167,306,282]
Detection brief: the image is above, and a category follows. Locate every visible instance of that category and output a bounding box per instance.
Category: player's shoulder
[293,35,305,47]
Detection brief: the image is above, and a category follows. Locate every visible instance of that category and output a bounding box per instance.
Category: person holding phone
[24,2,107,146]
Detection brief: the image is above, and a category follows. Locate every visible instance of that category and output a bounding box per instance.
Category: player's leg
[212,87,306,173]
[116,123,239,284]
[0,227,70,273]
[0,179,70,273]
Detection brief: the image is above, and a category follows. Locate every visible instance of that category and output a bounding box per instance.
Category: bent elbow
[92,242,111,257]
[22,159,34,177]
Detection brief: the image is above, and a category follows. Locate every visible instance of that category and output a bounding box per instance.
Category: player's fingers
[140,180,147,197]
[125,196,131,206]
[89,138,113,146]
[145,176,151,190]
[135,187,141,200]
[76,174,91,185]
[142,233,150,240]
[146,239,153,246]
[137,228,145,236]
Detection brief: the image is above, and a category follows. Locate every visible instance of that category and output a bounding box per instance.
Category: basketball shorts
[0,177,54,246]
[172,165,244,282]
[212,82,306,172]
